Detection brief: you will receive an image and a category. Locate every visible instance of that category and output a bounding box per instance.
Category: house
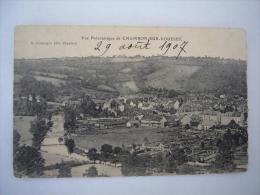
[135,114,144,120]
[81,117,128,129]
[137,102,143,109]
[140,116,167,128]
[201,114,219,130]
[93,99,106,109]
[119,104,125,112]
[220,115,242,126]
[201,119,217,130]
[174,100,180,110]
[118,96,127,104]
[46,101,63,112]
[126,120,140,128]
[179,114,191,126]
[220,94,226,99]
[143,104,154,110]
[163,100,173,109]
[130,101,136,107]
[101,99,121,116]
[177,100,203,113]
[102,100,111,110]
[28,94,33,101]
[137,101,154,110]
[165,115,179,127]
[62,100,80,106]
[36,95,41,103]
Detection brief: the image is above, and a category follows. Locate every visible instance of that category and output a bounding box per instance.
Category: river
[41,113,87,166]
[41,113,122,177]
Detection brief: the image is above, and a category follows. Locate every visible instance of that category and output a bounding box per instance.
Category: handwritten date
[94,40,188,59]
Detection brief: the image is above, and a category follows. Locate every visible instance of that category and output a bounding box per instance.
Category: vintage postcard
[13,26,248,178]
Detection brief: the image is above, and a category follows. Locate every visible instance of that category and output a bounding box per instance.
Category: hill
[14,56,247,95]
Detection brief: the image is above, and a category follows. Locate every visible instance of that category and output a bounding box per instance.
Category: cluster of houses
[16,92,247,132]
[70,93,247,132]
[14,94,48,115]
[178,111,246,130]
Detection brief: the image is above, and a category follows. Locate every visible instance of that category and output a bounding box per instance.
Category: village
[73,92,247,131]
[14,88,248,176]
[75,92,247,168]
[13,56,248,177]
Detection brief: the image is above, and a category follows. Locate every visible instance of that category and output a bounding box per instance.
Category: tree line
[13,115,52,177]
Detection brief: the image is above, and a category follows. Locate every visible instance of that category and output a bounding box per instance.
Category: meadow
[73,127,178,150]
[13,116,35,146]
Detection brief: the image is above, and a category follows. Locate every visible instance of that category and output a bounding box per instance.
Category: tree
[101,144,113,158]
[165,147,187,173]
[110,99,118,109]
[30,117,50,150]
[13,130,21,152]
[87,148,98,163]
[165,152,177,173]
[226,120,240,129]
[14,145,45,177]
[190,114,202,127]
[173,147,187,165]
[100,145,113,160]
[58,162,72,177]
[151,153,164,172]
[65,138,75,154]
[58,137,63,144]
[213,130,235,171]
[176,164,195,174]
[34,100,48,117]
[121,153,152,176]
[113,146,122,155]
[19,75,56,101]
[185,124,190,130]
[112,146,122,167]
[80,95,98,117]
[214,143,235,171]
[169,107,177,114]
[168,89,179,98]
[64,105,77,131]
[84,166,98,177]
[201,141,205,149]
[143,137,149,145]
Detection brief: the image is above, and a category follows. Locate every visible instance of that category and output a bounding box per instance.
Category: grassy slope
[14,56,247,95]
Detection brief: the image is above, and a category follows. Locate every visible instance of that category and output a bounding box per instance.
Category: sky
[14,26,247,60]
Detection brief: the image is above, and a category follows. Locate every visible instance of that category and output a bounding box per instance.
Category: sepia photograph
[13,26,248,178]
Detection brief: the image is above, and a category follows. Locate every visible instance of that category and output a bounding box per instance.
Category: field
[13,116,35,146]
[44,164,122,177]
[33,76,66,87]
[145,64,200,91]
[71,164,122,177]
[73,127,178,150]
[14,74,23,83]
[14,56,247,95]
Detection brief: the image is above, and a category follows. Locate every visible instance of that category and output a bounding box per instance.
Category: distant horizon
[14,55,247,62]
